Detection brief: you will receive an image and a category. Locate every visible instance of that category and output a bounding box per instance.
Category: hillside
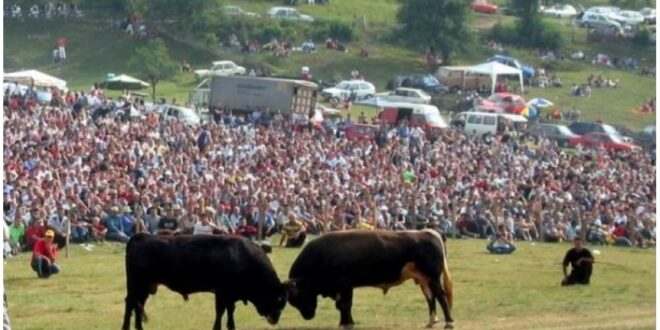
[4,0,656,129]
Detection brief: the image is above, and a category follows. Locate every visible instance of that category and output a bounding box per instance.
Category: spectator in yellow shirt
[280,213,306,248]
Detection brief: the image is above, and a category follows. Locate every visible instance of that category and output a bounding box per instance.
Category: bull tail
[441,258,453,309]
[425,229,453,309]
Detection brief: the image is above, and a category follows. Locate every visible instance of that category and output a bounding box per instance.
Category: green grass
[5,238,655,330]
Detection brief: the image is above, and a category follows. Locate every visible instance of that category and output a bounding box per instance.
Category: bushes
[212,17,355,46]
[632,28,652,48]
[488,19,564,50]
[310,20,355,42]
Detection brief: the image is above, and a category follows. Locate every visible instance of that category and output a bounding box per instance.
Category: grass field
[3,1,656,129]
[4,237,655,330]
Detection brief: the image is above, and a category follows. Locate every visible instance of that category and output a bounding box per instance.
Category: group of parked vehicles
[222,5,314,22]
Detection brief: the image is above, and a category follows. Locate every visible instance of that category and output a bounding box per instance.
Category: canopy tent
[468,61,523,95]
[100,74,150,90]
[4,70,67,90]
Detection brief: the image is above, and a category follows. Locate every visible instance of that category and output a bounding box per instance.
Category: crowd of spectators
[3,84,656,257]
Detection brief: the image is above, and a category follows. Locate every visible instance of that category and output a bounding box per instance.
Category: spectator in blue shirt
[104,206,129,243]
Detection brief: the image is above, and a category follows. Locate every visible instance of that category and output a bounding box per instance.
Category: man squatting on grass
[562,237,594,286]
[31,229,60,278]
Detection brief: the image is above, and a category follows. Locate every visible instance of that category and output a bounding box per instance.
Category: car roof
[270,6,295,11]
[395,87,425,93]
[212,60,234,65]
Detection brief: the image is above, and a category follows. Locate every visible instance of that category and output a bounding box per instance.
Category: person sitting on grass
[487,224,516,254]
[561,237,594,286]
[279,213,306,248]
[31,230,60,279]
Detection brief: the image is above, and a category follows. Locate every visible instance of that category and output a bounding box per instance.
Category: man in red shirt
[31,230,60,278]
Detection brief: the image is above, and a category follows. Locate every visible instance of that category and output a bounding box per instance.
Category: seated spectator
[157,206,180,236]
[70,216,90,243]
[90,217,107,242]
[104,206,129,243]
[456,213,479,239]
[279,213,306,247]
[587,218,608,245]
[25,218,47,250]
[542,217,561,243]
[31,230,60,279]
[9,218,26,254]
[193,208,219,235]
[487,224,516,254]
[611,222,633,247]
[144,206,161,234]
[236,217,258,240]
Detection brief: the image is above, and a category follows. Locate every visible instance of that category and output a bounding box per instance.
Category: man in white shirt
[192,208,218,236]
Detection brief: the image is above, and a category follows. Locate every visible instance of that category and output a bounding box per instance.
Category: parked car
[387,74,448,94]
[579,12,623,30]
[194,61,246,80]
[267,7,314,22]
[527,123,578,147]
[471,1,497,14]
[155,104,201,126]
[640,7,656,24]
[568,122,631,141]
[487,55,535,80]
[584,6,620,16]
[223,5,260,18]
[452,111,528,137]
[611,10,645,26]
[568,132,639,152]
[379,87,432,104]
[476,93,526,114]
[321,80,376,102]
[541,4,578,18]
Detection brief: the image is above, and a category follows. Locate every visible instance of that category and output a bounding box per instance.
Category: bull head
[284,279,317,320]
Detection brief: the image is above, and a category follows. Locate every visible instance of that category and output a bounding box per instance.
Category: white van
[151,104,201,126]
[377,102,448,128]
[452,111,527,136]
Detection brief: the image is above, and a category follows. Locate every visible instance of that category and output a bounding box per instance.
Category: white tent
[467,61,523,95]
[4,69,67,90]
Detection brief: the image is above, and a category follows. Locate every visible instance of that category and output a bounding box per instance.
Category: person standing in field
[31,230,60,279]
[561,237,594,286]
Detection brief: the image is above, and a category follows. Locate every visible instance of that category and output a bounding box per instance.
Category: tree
[509,0,563,49]
[511,0,542,43]
[129,39,177,101]
[397,0,471,64]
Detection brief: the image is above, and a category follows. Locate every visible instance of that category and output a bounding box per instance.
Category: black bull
[122,233,287,330]
[287,230,454,329]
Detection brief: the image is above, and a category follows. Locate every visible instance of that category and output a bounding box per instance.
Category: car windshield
[608,134,624,143]
[557,126,574,136]
[602,124,620,136]
[336,82,351,89]
[422,76,439,86]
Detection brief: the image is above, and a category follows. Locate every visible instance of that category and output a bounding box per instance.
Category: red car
[568,132,639,152]
[477,93,526,114]
[471,1,498,14]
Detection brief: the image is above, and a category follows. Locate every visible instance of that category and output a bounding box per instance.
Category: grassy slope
[5,238,655,330]
[3,1,656,129]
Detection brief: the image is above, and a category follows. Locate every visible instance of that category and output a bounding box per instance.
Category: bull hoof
[444,322,454,329]
[340,323,354,330]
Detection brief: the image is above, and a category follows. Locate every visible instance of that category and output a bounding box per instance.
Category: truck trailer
[209,75,318,115]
